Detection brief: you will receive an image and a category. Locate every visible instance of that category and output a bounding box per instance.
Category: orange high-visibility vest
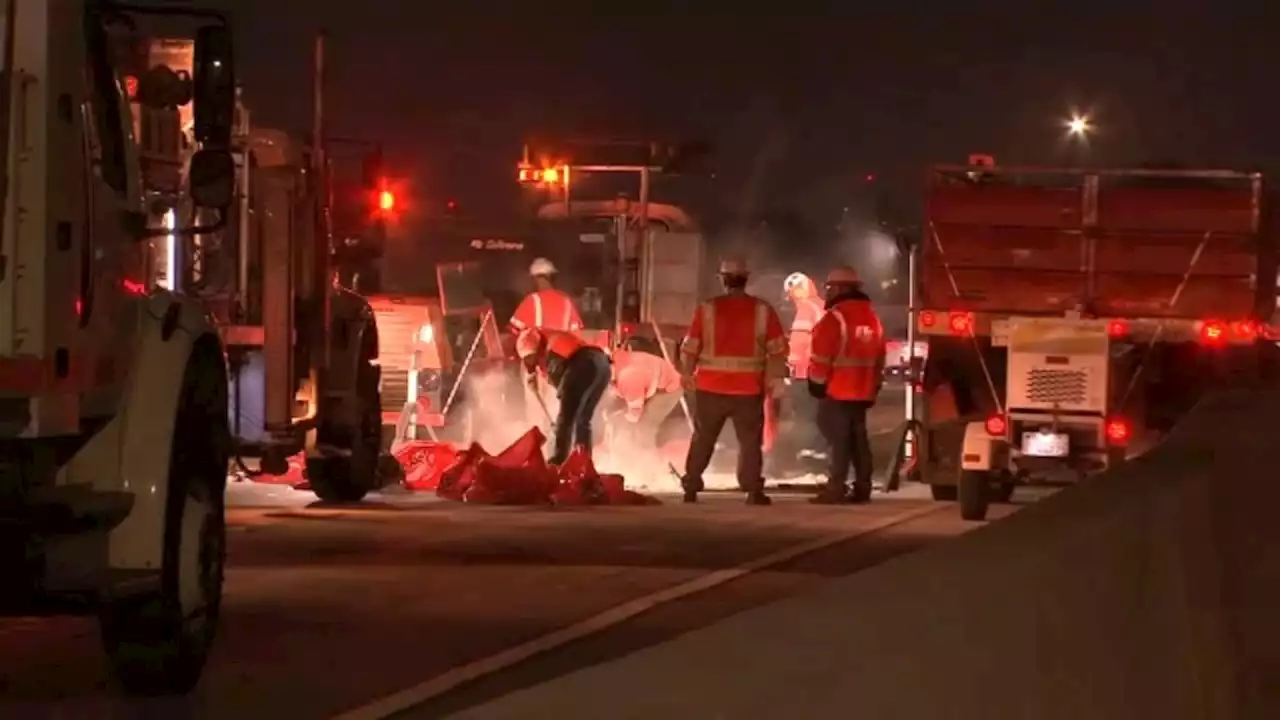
[612,350,681,420]
[509,289,583,334]
[809,298,884,401]
[787,296,825,380]
[682,294,786,396]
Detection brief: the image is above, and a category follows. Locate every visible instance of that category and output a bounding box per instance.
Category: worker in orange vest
[516,327,611,465]
[509,258,583,425]
[679,258,788,505]
[608,347,684,455]
[807,266,886,504]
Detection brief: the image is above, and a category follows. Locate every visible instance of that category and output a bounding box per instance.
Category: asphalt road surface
[0,477,1030,719]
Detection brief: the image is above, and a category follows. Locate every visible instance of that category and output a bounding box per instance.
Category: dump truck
[912,160,1276,520]
[0,0,239,694]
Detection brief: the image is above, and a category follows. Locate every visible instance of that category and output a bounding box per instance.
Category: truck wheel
[958,470,990,521]
[930,484,958,501]
[308,336,381,503]
[100,345,230,696]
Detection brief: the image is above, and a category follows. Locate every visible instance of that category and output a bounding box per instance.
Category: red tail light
[948,312,973,335]
[1199,319,1226,344]
[984,413,1007,436]
[919,311,936,328]
[1104,417,1131,446]
[1106,319,1128,338]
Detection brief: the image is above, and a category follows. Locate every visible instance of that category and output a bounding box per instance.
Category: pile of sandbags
[394,428,659,506]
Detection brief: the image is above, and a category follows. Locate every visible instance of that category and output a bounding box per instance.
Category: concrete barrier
[451,388,1280,720]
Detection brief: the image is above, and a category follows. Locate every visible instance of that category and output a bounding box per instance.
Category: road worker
[679,258,788,505]
[509,257,583,425]
[516,327,612,465]
[807,266,886,504]
[608,347,684,456]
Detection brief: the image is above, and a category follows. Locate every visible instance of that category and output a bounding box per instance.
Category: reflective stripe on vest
[531,292,573,330]
[698,299,768,372]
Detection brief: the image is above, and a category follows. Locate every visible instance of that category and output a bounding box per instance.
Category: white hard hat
[825,266,861,285]
[529,257,557,277]
[783,272,809,292]
[718,258,749,276]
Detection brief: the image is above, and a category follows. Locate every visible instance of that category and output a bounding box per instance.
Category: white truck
[1,0,238,695]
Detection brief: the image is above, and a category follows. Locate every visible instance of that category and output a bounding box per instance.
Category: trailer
[911,160,1276,520]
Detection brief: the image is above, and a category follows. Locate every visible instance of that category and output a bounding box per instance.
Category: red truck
[910,161,1277,516]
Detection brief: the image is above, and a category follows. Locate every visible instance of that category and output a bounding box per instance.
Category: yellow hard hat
[825,266,861,285]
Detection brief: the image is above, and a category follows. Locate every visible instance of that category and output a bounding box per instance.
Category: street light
[1066,114,1092,137]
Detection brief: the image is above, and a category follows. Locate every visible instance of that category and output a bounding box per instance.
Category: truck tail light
[948,312,973,335]
[1199,319,1226,345]
[1106,319,1128,338]
[1105,417,1131,446]
[984,413,1007,437]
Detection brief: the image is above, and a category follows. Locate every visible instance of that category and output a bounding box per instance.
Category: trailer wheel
[930,484,958,501]
[958,470,990,521]
[100,343,229,696]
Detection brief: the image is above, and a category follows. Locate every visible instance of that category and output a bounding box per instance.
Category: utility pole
[310,30,332,413]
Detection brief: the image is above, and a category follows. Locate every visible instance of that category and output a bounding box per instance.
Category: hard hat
[515,328,545,359]
[529,257,557,277]
[783,272,811,296]
[825,266,861,285]
[718,258,749,276]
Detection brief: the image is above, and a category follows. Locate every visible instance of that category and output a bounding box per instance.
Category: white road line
[328,502,943,720]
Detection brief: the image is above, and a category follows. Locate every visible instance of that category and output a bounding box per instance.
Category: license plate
[1021,431,1069,458]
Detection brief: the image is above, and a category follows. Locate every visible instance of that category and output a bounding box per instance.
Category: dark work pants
[818,398,874,490]
[683,390,765,493]
[551,348,611,464]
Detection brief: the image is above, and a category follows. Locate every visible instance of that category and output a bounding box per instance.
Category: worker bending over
[807,266,886,504]
[516,328,611,465]
[509,257,583,425]
[680,259,787,506]
[609,347,684,455]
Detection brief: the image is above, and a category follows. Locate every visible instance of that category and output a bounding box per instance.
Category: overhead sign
[470,239,524,251]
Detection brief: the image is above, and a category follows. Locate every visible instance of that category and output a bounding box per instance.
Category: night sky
[205,1,1280,237]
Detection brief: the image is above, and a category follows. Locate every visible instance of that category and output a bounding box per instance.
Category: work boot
[809,484,849,505]
[745,490,772,506]
[848,483,873,504]
[682,476,703,504]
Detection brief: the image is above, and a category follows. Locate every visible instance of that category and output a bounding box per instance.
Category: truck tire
[100,344,230,696]
[930,484,958,501]
[958,470,990,521]
[307,332,382,503]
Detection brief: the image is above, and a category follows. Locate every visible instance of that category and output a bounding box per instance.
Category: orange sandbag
[251,452,309,490]
[436,443,485,501]
[394,441,463,491]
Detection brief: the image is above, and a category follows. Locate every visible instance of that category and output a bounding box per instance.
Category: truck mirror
[193,24,235,147]
[189,149,235,209]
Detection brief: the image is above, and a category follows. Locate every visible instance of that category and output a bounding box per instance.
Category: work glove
[807,380,827,400]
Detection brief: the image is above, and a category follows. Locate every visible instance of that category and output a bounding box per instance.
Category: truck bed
[922,167,1271,321]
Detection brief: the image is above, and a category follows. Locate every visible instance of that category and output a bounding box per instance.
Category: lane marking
[329,502,943,720]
